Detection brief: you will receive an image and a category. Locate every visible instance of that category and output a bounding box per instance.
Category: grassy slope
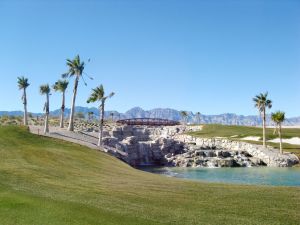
[0,126,299,225]
[189,124,300,158]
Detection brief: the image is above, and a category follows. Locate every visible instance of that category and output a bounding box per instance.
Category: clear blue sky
[0,0,299,117]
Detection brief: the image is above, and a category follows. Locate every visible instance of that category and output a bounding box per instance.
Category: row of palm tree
[253,92,285,153]
[17,55,115,146]
[18,76,69,131]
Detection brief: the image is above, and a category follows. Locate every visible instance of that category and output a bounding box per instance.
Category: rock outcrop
[100,125,299,167]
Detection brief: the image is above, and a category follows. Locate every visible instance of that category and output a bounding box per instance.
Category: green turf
[0,126,300,225]
[189,124,300,158]
[188,124,300,139]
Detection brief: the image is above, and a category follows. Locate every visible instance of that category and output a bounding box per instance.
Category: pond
[139,166,300,187]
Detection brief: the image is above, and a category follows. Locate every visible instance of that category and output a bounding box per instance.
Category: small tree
[271,111,285,154]
[110,112,114,121]
[196,112,201,125]
[76,112,85,121]
[180,111,188,125]
[17,76,30,125]
[87,85,114,146]
[40,84,51,134]
[88,111,94,122]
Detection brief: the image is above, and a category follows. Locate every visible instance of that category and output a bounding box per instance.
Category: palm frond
[53,80,69,92]
[86,85,114,104]
[17,76,30,89]
[271,111,285,124]
[40,84,51,95]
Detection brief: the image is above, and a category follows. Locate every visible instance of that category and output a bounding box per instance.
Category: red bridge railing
[116,118,180,126]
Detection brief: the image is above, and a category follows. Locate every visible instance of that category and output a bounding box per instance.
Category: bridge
[116,118,180,126]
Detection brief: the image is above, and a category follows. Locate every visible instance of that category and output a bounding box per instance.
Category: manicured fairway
[0,126,299,225]
[189,124,300,158]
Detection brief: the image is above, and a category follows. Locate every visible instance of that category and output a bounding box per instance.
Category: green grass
[188,124,300,139]
[0,126,300,225]
[189,124,300,159]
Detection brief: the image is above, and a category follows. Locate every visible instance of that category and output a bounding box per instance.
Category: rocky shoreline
[101,125,299,168]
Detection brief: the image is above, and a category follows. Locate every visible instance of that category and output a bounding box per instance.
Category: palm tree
[62,55,85,131]
[253,92,272,147]
[271,111,285,154]
[180,111,188,125]
[53,80,69,128]
[87,85,115,146]
[196,112,201,125]
[17,76,30,125]
[40,84,51,134]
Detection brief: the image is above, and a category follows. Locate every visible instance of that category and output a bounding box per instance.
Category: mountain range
[1,106,300,126]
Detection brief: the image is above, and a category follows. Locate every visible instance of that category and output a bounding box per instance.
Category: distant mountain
[1,107,300,126]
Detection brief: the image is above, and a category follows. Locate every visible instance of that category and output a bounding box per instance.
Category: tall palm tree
[271,111,285,154]
[180,111,188,125]
[17,76,30,125]
[87,85,114,146]
[196,112,201,125]
[53,80,69,128]
[62,55,85,131]
[40,84,51,134]
[253,92,272,147]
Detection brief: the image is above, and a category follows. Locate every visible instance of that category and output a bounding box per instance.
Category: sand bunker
[241,136,261,141]
[269,137,300,145]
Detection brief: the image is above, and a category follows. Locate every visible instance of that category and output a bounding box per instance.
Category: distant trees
[196,112,201,125]
[87,85,114,146]
[180,111,188,125]
[17,77,30,126]
[271,111,285,154]
[88,111,94,122]
[53,80,69,128]
[76,112,85,120]
[62,55,86,131]
[253,92,272,147]
[40,84,51,134]
[110,112,114,121]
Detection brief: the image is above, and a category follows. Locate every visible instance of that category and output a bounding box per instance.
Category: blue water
[140,167,300,187]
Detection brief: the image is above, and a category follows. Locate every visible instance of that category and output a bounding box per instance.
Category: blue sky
[0,0,299,117]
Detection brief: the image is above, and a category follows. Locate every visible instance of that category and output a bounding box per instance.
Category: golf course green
[0,126,299,225]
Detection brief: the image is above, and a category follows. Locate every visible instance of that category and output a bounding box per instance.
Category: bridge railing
[116,118,180,126]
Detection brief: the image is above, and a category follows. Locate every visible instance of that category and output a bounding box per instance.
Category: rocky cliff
[100,125,299,167]
[3,106,299,126]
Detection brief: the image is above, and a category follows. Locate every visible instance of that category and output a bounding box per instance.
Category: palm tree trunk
[23,89,28,126]
[68,76,79,131]
[262,109,266,148]
[279,124,283,154]
[44,94,49,134]
[60,91,65,128]
[98,102,104,147]
[44,113,49,134]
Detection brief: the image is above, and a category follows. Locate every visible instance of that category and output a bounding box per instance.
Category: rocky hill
[1,106,299,126]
